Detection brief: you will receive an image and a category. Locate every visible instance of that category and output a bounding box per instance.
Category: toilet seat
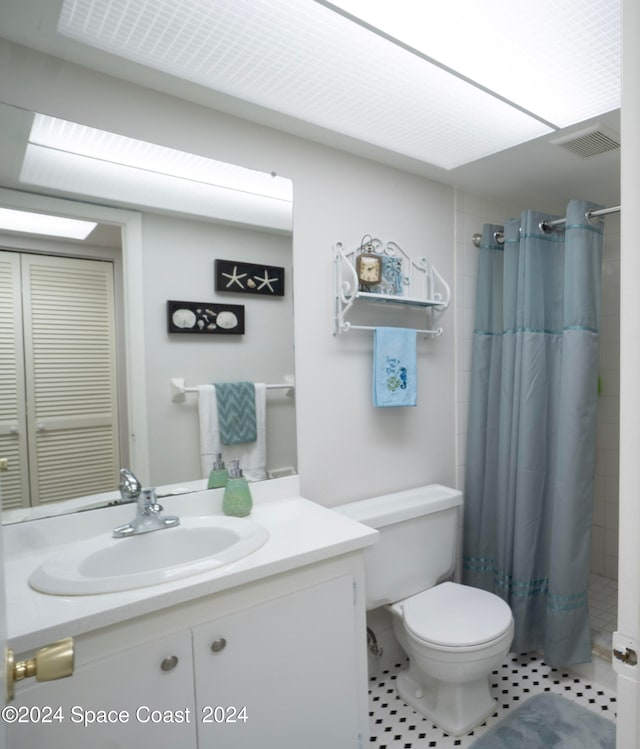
[400,581,512,647]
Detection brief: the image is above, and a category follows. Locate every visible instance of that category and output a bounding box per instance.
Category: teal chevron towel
[214,381,257,445]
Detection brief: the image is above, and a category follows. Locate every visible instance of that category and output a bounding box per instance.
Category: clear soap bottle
[223,459,252,517]
[207,453,228,489]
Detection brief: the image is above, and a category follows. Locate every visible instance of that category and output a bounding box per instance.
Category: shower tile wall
[453,193,621,581]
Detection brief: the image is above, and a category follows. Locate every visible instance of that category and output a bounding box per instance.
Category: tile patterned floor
[368,652,617,748]
[368,573,619,747]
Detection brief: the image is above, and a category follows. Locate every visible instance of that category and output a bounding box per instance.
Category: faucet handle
[139,488,162,514]
[119,468,142,501]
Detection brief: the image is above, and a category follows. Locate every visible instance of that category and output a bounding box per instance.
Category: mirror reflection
[0,102,296,524]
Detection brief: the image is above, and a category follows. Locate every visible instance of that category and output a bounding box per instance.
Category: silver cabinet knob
[211,638,227,653]
[160,655,179,671]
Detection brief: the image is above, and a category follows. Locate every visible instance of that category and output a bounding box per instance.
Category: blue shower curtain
[463,199,603,667]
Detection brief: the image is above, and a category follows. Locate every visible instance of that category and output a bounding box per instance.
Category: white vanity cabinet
[8,628,197,749]
[8,554,369,749]
[193,573,360,748]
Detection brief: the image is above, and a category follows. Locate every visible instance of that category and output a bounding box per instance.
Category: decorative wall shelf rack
[333,238,450,336]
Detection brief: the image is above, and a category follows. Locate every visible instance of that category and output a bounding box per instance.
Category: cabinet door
[193,574,361,748]
[8,630,197,749]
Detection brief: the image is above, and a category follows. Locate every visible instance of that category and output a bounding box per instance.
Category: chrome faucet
[118,468,142,503]
[113,468,180,538]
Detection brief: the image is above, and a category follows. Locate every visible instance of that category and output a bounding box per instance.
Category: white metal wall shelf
[333,238,450,336]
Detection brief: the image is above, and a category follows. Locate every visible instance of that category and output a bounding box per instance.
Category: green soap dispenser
[223,458,252,517]
[207,453,228,489]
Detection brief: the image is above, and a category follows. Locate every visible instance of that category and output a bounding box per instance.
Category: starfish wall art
[215,259,285,297]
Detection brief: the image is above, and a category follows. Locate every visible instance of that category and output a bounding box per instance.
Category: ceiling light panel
[58,0,553,169]
[0,207,97,239]
[22,112,294,231]
[20,142,293,232]
[324,0,621,128]
[29,114,293,202]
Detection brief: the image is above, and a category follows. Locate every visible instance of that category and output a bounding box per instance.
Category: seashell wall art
[167,300,245,335]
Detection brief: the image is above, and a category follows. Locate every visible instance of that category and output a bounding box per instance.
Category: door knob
[5,637,74,701]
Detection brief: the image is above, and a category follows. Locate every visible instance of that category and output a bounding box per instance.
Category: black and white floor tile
[368,652,617,748]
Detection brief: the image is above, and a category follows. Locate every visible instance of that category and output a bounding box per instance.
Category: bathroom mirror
[0,101,296,524]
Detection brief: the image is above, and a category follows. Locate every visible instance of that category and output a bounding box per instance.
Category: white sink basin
[29,515,269,595]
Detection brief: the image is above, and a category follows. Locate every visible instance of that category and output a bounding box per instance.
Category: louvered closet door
[21,253,120,507]
[0,252,29,509]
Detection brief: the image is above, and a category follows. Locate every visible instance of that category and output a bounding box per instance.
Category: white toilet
[336,484,514,737]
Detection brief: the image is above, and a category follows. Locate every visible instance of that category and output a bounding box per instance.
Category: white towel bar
[170,376,295,401]
[340,322,443,336]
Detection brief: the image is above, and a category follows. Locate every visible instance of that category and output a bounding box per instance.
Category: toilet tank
[335,484,463,610]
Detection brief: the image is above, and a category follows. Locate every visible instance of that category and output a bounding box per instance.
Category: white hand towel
[198,383,267,482]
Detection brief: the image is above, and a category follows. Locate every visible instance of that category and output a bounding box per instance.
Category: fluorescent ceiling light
[321,0,621,128]
[0,207,97,239]
[56,0,620,169]
[29,115,293,203]
[21,115,293,231]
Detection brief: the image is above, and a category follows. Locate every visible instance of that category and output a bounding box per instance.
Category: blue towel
[214,381,257,444]
[373,327,417,407]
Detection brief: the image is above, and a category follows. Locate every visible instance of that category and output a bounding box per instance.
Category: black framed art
[215,259,285,297]
[167,300,245,334]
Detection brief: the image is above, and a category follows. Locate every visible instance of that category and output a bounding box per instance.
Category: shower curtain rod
[471,204,621,247]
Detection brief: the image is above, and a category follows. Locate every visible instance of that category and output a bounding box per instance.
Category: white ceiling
[0,0,621,211]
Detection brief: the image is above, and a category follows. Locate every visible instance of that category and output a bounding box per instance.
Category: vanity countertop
[4,477,378,653]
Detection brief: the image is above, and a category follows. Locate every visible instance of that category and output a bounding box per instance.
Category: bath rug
[469,693,615,749]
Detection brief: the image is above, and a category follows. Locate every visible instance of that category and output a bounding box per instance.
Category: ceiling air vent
[551,125,620,158]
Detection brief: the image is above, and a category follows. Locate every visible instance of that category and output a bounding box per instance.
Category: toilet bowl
[389,581,514,736]
[334,485,515,737]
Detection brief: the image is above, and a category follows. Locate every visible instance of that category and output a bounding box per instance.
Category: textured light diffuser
[324,0,621,128]
[21,114,293,231]
[0,208,97,239]
[56,0,568,169]
[29,114,293,201]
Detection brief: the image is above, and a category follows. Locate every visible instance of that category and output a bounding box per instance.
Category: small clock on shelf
[355,235,382,286]
[355,252,382,284]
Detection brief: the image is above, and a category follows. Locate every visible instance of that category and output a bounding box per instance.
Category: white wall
[140,213,296,485]
[0,39,457,506]
[294,152,456,505]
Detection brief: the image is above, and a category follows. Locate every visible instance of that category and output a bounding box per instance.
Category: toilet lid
[402,582,513,647]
